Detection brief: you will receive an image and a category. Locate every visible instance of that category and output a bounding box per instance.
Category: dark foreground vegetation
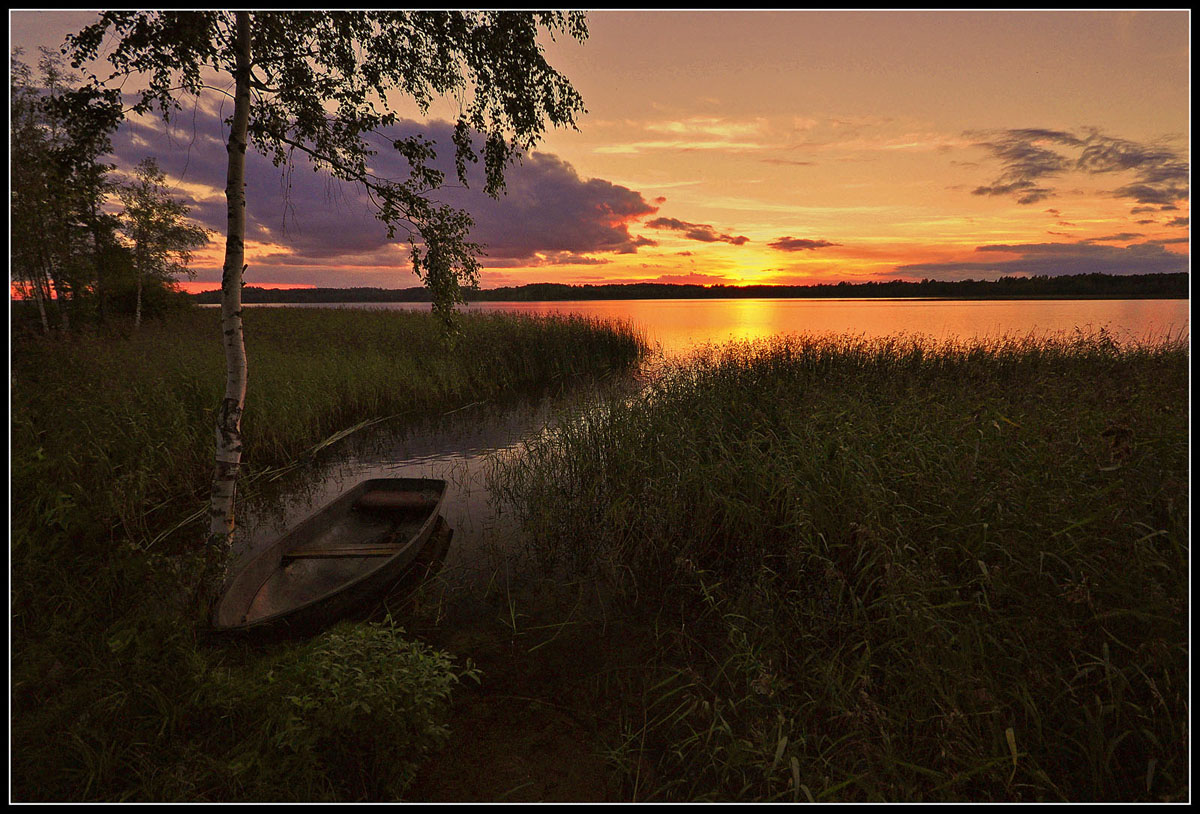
[10,307,645,801]
[190,271,1190,305]
[491,331,1189,802]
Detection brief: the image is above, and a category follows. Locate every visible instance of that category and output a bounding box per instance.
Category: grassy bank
[490,331,1189,802]
[10,306,645,801]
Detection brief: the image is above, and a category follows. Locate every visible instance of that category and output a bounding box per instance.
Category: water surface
[244,297,1189,355]
[234,384,621,590]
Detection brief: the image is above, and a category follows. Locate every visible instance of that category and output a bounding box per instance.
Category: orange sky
[9,10,1191,291]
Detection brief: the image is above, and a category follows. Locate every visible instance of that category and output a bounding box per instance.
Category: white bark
[31,272,50,335]
[207,11,252,558]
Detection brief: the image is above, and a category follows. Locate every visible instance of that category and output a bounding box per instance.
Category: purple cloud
[969,128,1189,207]
[895,240,1188,279]
[1082,233,1143,243]
[107,106,660,285]
[645,217,749,245]
[768,236,841,251]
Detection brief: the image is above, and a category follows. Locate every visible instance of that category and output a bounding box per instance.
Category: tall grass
[490,330,1189,802]
[12,307,645,553]
[10,305,645,801]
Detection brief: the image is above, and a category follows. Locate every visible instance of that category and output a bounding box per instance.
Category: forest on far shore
[187,271,1190,304]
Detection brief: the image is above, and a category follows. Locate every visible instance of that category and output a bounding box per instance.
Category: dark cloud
[645,217,749,245]
[968,127,1189,207]
[895,240,1188,280]
[467,151,659,259]
[973,180,1057,205]
[1083,233,1143,243]
[107,106,660,283]
[968,128,1080,204]
[1111,183,1183,206]
[479,251,614,269]
[767,236,841,251]
[1166,216,1190,228]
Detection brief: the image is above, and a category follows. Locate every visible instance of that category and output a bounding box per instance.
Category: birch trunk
[92,208,108,325]
[47,262,69,333]
[134,273,143,330]
[206,11,252,570]
[33,284,50,335]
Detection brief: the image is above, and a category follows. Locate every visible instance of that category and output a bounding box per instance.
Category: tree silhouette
[116,157,210,329]
[66,10,588,588]
[10,47,121,332]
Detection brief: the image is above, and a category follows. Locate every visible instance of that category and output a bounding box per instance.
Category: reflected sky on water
[241,297,1189,357]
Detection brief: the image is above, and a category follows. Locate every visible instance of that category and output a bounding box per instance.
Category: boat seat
[353,490,439,515]
[284,526,408,560]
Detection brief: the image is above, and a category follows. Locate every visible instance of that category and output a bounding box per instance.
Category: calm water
[245,297,1189,355]
[234,385,623,589]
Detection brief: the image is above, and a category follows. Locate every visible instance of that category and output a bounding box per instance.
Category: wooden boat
[213,477,447,633]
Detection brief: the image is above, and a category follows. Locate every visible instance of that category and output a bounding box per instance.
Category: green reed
[10,305,644,801]
[490,330,1189,802]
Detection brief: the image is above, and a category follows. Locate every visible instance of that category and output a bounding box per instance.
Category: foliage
[206,619,478,801]
[10,47,121,330]
[116,157,210,324]
[491,331,1190,801]
[66,10,589,319]
[10,46,207,331]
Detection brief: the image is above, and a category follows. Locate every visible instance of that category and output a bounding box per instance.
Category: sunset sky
[9,10,1191,292]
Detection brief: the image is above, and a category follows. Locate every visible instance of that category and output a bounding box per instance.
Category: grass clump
[10,305,644,801]
[491,330,1189,802]
[203,618,479,801]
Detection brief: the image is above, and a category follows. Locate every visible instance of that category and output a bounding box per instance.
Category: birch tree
[66,11,588,585]
[117,157,210,329]
[10,48,121,333]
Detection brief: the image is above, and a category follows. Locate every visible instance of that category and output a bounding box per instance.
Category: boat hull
[213,478,447,634]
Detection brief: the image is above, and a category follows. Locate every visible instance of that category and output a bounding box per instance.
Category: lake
[242,297,1190,355]
[230,295,1189,611]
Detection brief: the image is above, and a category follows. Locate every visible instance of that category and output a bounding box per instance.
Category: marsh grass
[10,306,644,801]
[490,330,1189,802]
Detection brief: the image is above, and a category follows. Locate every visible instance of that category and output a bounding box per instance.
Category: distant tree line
[190,286,438,305]
[191,272,1189,305]
[10,48,208,335]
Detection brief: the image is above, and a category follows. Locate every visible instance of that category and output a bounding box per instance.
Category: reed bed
[490,330,1189,802]
[10,305,645,801]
